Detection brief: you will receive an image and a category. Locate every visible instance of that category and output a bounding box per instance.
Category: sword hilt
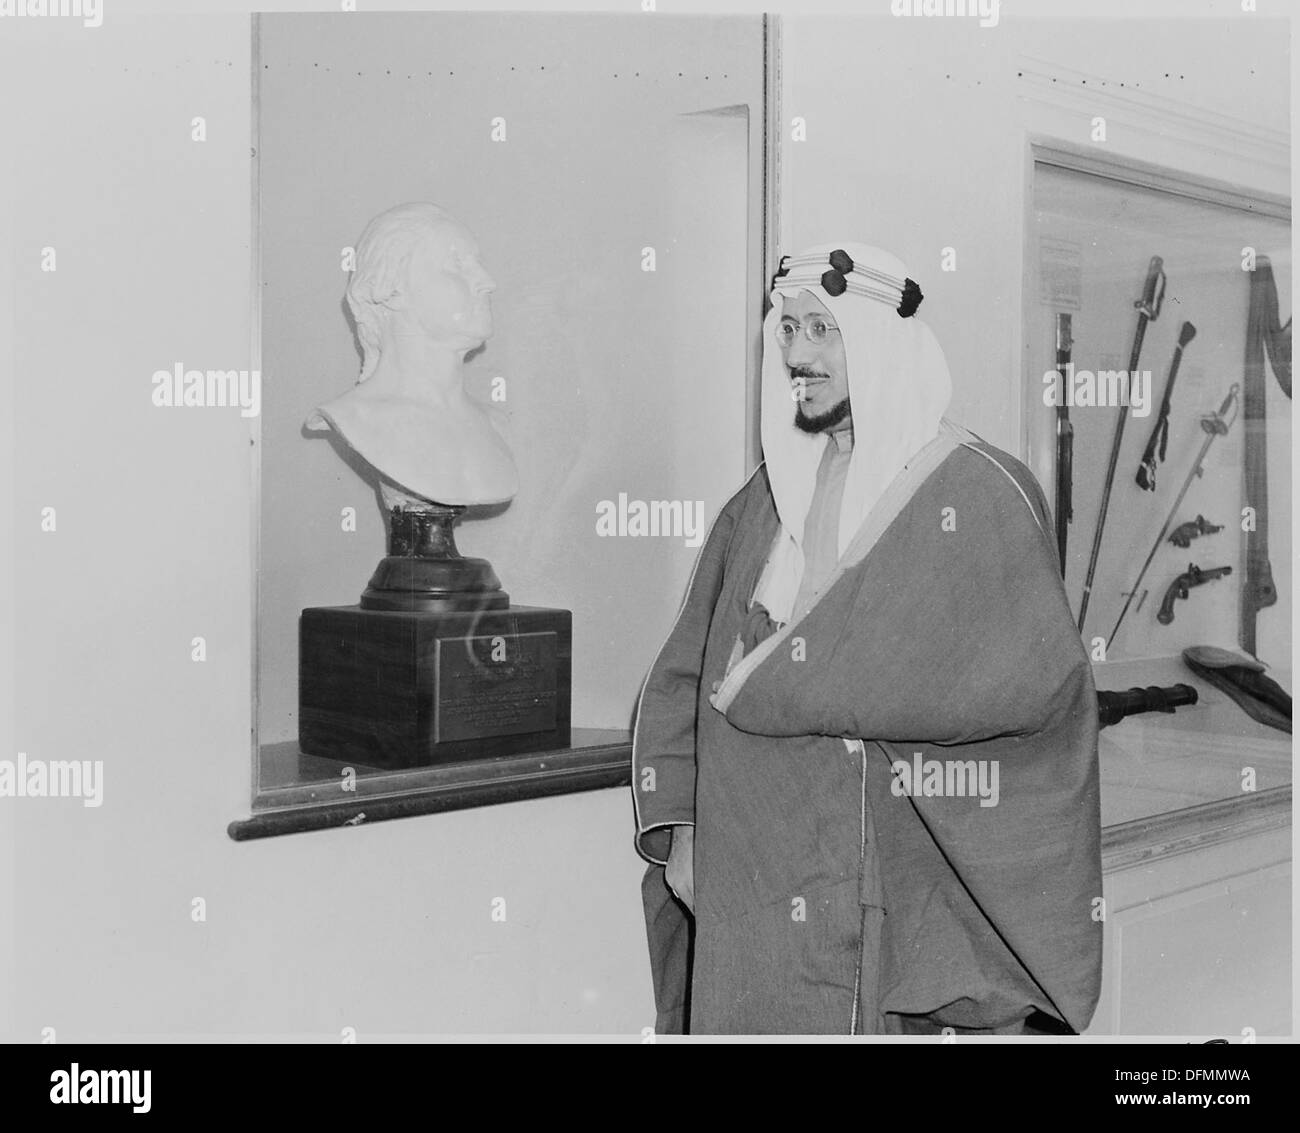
[1135,256,1167,321]
[1201,383,1240,436]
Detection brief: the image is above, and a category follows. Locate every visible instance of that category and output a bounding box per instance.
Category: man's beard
[794,396,851,434]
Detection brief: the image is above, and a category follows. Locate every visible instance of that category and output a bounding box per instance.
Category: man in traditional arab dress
[632,243,1103,1035]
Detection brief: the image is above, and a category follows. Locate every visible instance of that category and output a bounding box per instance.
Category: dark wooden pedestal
[299,604,572,769]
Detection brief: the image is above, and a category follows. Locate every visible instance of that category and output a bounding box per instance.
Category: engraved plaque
[434,632,558,743]
[300,604,571,768]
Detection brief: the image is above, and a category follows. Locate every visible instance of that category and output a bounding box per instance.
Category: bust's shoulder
[318,388,496,435]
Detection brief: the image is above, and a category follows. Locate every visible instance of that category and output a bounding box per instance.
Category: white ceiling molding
[1015,55,1288,186]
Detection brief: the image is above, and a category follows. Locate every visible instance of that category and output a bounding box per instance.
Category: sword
[1136,320,1196,491]
[1053,313,1074,575]
[1078,255,1166,633]
[1108,385,1239,648]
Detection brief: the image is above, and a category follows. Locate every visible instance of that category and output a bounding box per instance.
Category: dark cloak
[631,432,1103,1035]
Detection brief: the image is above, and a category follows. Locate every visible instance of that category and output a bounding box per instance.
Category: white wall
[781,14,1288,448]
[781,13,1290,671]
[1,11,762,1040]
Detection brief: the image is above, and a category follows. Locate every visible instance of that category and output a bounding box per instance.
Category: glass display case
[1024,146,1291,822]
[237,12,767,834]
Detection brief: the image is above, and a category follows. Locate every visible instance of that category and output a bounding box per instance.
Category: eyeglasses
[775,316,841,347]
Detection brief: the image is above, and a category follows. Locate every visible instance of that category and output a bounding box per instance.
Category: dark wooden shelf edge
[232,746,1290,847]
[229,757,633,841]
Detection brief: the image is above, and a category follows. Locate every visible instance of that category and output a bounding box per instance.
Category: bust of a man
[306,202,519,507]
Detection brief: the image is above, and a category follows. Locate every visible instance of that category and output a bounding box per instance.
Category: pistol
[1168,515,1223,550]
[1157,563,1232,626]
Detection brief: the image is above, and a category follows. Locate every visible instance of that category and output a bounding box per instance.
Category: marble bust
[306,202,519,508]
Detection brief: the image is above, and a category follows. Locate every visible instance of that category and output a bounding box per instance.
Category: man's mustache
[788,365,830,382]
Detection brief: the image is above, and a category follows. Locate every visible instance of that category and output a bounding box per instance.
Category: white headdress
[755,242,954,623]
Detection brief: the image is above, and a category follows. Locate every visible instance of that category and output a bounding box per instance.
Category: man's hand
[664,824,695,914]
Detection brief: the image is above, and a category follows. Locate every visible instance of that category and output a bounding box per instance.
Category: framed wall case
[1024,143,1291,802]
[231,12,771,839]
